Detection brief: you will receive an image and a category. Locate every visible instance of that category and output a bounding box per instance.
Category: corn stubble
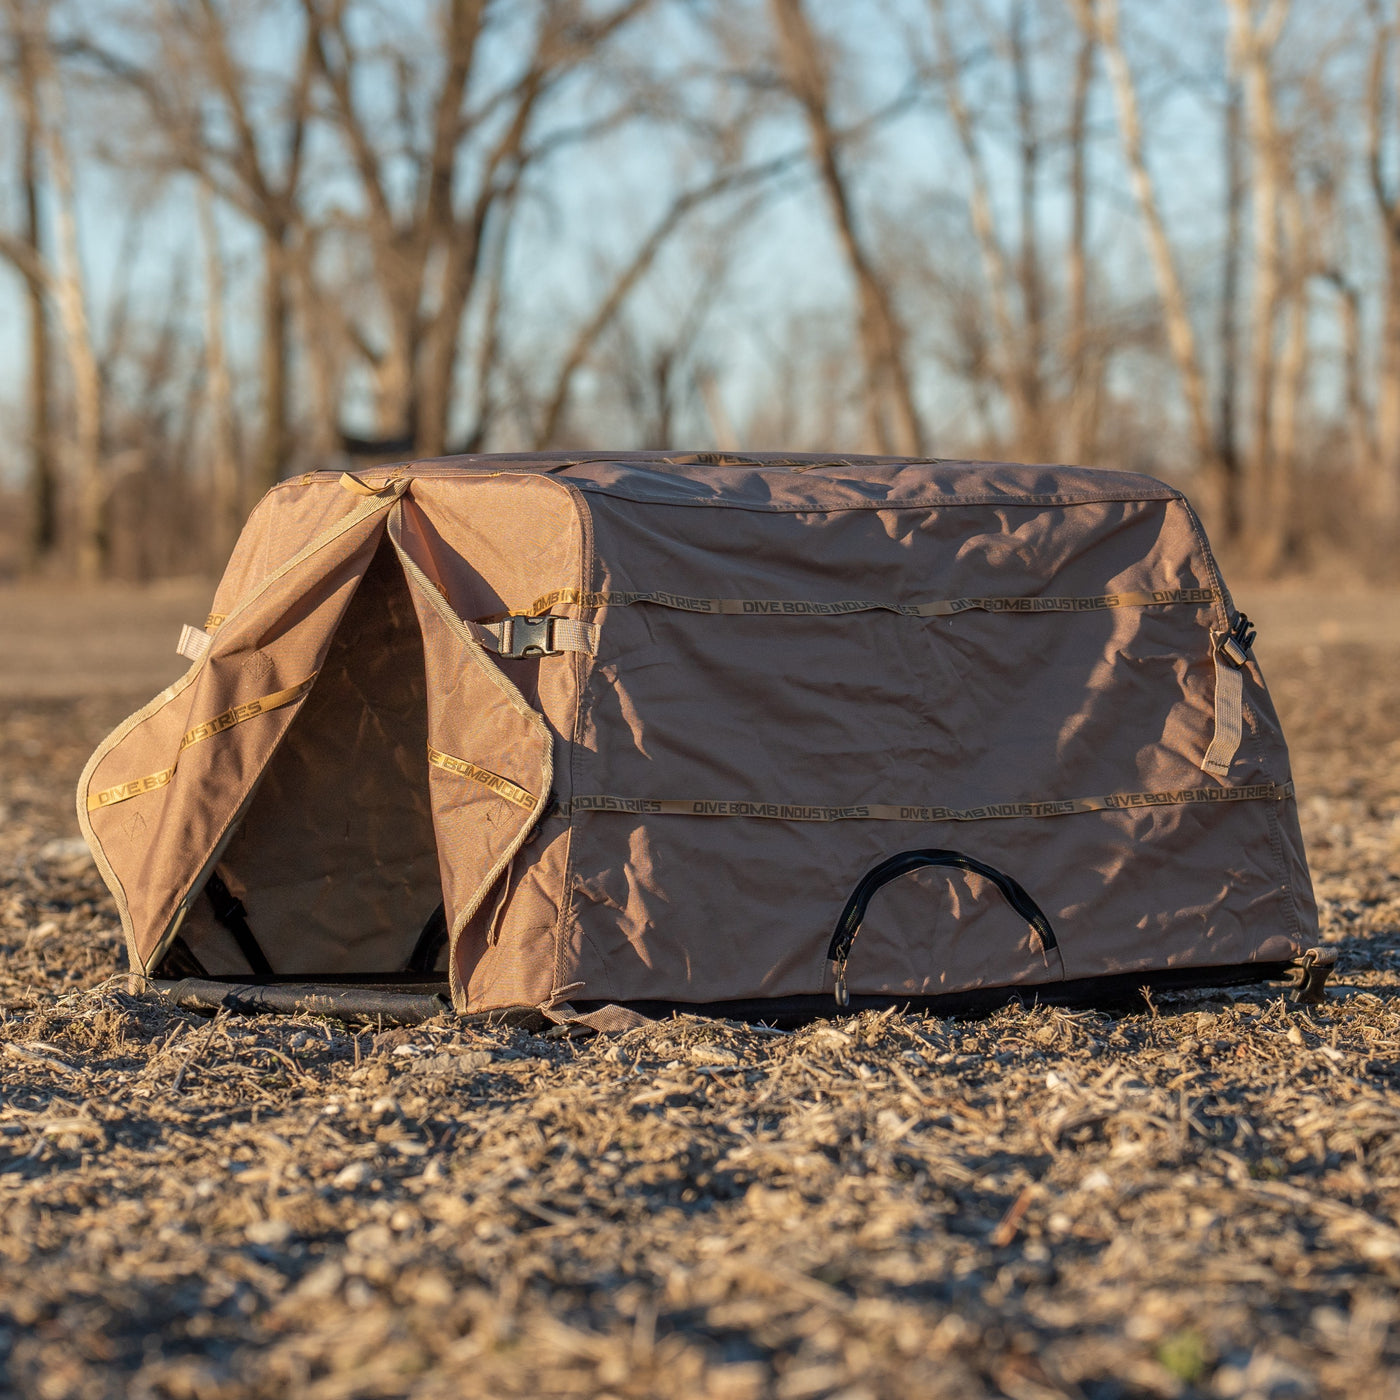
[1,643,1398,1400]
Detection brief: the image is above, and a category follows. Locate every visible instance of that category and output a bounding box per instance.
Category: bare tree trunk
[461,190,519,453]
[21,2,106,580]
[1375,240,1400,522]
[1080,0,1220,519]
[254,239,292,493]
[1010,0,1047,458]
[698,369,739,452]
[199,185,241,561]
[771,0,923,456]
[287,241,347,466]
[1229,0,1290,567]
[1369,9,1400,524]
[1329,274,1372,477]
[12,9,56,564]
[1065,27,1095,462]
[931,0,1025,448]
[1216,78,1244,537]
[1268,181,1309,567]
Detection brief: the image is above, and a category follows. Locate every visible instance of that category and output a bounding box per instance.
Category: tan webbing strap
[561,781,1293,824]
[543,1002,653,1034]
[1202,639,1245,777]
[519,586,1216,620]
[339,469,406,497]
[425,744,538,810]
[86,675,318,810]
[175,624,213,663]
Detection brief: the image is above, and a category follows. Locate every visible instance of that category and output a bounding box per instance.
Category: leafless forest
[1,0,1399,579]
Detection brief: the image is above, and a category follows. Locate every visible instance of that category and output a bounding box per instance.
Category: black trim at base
[150,977,451,1025]
[160,971,450,986]
[143,961,1303,1029]
[569,961,1300,1028]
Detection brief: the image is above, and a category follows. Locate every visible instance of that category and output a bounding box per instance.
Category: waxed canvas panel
[204,476,375,624]
[546,464,1314,1007]
[390,479,587,1006]
[395,474,586,758]
[455,820,573,1009]
[558,455,1180,511]
[388,498,557,1007]
[81,495,397,970]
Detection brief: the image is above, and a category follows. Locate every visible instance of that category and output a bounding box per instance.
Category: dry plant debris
[1,641,1398,1400]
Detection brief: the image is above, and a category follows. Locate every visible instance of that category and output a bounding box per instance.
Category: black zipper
[827,849,1057,1006]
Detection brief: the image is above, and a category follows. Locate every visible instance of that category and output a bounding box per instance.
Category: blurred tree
[1,0,1396,577]
[769,0,924,456]
[1368,0,1400,527]
[300,0,660,459]
[1,0,106,579]
[0,0,56,566]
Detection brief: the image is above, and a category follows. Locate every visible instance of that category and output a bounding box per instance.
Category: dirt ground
[1,581,1398,1400]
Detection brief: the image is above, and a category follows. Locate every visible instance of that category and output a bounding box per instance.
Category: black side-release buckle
[498,615,557,659]
[1219,612,1257,667]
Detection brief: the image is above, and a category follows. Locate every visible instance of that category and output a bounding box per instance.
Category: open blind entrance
[166,543,443,978]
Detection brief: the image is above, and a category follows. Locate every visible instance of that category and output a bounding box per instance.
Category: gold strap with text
[561,781,1292,824]
[426,744,537,810]
[86,676,318,811]
[518,586,1216,620]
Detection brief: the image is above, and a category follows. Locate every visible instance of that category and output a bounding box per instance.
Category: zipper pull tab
[832,955,849,1008]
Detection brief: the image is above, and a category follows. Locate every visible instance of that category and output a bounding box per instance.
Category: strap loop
[339,470,406,497]
[1203,613,1255,777]
[176,624,213,663]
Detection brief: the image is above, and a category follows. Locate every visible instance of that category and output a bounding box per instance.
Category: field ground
[0,580,1398,1399]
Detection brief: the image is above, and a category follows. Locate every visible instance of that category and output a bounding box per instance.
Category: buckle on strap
[498,615,558,659]
[1218,612,1256,667]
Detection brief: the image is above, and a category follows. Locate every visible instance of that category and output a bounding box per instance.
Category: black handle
[827,849,1057,1006]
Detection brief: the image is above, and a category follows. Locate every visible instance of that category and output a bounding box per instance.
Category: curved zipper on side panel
[826,849,1058,1007]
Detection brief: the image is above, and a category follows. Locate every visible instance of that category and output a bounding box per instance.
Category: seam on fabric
[512,586,1217,621]
[143,762,280,976]
[140,503,407,973]
[1176,496,1245,779]
[386,500,554,1010]
[77,486,405,972]
[203,480,411,652]
[268,466,1181,511]
[1266,801,1304,948]
[560,488,1179,515]
[76,665,203,969]
[551,476,595,1006]
[1176,497,1232,636]
[88,676,318,811]
[560,782,1293,823]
